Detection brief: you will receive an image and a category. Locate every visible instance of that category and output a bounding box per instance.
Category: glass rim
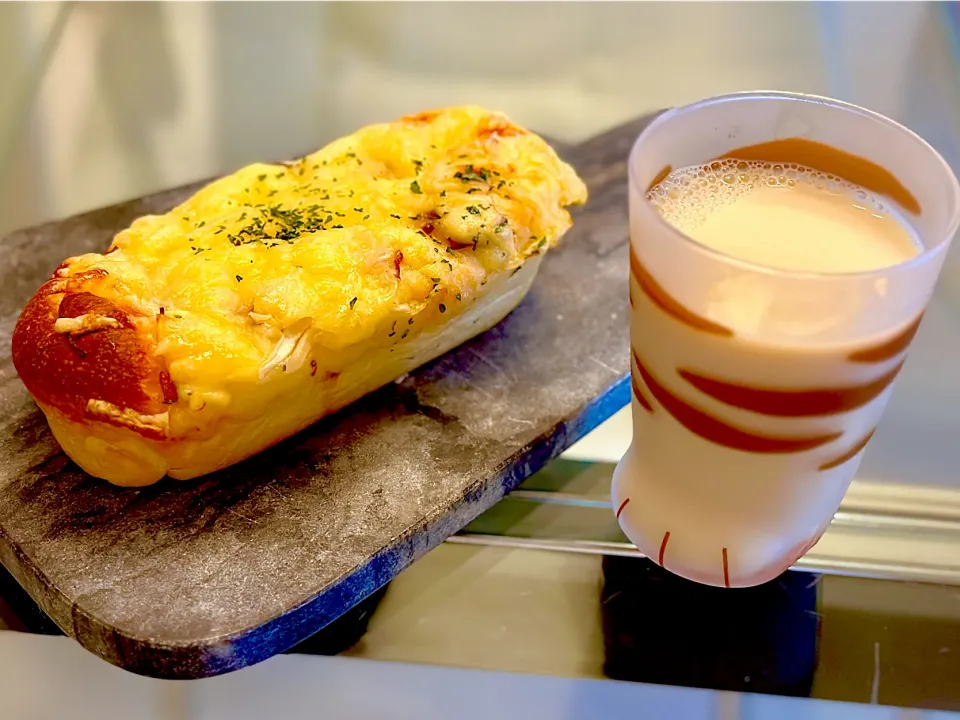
[628,90,960,281]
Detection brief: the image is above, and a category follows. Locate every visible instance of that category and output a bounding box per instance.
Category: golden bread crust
[13,273,173,440]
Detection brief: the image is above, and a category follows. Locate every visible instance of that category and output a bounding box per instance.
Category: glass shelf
[452,460,960,587]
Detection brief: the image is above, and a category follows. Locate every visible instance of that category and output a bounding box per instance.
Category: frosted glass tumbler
[613,91,960,588]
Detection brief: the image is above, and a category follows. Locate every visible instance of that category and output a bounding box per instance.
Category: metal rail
[448,470,960,586]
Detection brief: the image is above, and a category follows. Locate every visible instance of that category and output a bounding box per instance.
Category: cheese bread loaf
[12,106,587,486]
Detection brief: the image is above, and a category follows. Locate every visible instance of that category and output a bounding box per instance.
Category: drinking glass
[613,91,960,588]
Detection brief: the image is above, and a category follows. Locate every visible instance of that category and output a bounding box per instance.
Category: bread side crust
[20,257,542,486]
[12,271,174,439]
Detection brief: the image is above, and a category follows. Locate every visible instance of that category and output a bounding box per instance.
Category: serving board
[0,114,651,679]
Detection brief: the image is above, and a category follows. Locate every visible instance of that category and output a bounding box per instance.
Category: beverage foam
[647,159,922,274]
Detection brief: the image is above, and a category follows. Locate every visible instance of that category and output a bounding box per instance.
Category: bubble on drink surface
[647,159,892,233]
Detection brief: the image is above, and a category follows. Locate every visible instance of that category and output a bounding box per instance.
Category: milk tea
[613,152,922,587]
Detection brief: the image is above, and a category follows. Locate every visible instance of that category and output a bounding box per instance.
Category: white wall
[4,1,954,235]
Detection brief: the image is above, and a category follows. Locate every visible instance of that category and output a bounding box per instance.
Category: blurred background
[3,2,960,718]
[3,2,960,237]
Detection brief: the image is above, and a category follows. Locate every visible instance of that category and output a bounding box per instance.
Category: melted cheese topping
[62,107,584,404]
